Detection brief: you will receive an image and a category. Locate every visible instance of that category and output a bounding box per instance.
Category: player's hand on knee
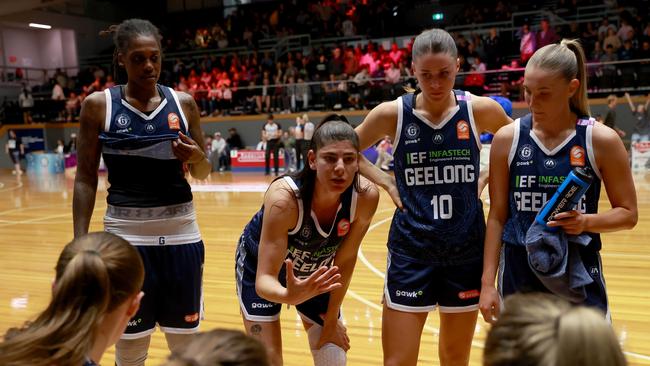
[317,318,350,351]
[284,259,341,305]
[479,285,501,324]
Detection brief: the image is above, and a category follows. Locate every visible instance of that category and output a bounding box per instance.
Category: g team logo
[337,219,350,237]
[301,225,312,239]
[518,144,533,160]
[544,158,556,169]
[145,123,156,134]
[168,112,181,130]
[456,120,470,140]
[405,123,420,139]
[116,113,131,128]
[570,145,586,166]
[432,133,444,144]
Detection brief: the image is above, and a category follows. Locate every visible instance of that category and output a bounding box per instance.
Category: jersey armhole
[586,124,603,180]
[392,97,404,157]
[507,119,521,167]
[283,176,304,235]
[350,189,358,224]
[104,88,112,132]
[169,87,190,132]
[464,91,482,150]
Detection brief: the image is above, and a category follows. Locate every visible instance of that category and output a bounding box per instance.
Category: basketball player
[236,115,379,366]
[0,232,144,366]
[73,19,210,366]
[479,40,638,324]
[354,28,512,366]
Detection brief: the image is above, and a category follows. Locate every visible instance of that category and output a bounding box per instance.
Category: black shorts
[235,236,337,326]
[123,242,205,338]
[104,202,205,339]
[383,252,482,313]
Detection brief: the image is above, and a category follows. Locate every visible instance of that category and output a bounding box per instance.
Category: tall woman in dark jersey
[236,115,379,366]
[479,40,638,323]
[354,29,511,366]
[73,19,211,366]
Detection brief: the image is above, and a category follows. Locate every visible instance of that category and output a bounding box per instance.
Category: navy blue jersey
[388,90,485,265]
[503,114,602,250]
[241,176,357,279]
[100,85,192,207]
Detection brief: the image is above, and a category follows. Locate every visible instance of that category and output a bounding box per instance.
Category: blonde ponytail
[0,232,144,366]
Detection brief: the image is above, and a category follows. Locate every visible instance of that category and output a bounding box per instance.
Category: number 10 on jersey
[431,194,452,219]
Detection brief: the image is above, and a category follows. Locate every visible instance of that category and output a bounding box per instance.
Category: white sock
[307,324,347,366]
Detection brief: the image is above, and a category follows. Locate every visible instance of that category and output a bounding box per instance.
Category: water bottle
[535,166,594,228]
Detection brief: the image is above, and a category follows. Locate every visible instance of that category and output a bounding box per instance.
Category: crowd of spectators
[3,0,650,125]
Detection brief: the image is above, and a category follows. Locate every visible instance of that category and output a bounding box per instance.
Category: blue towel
[525,221,593,303]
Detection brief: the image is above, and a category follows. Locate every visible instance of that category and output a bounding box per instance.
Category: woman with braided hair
[73,19,211,365]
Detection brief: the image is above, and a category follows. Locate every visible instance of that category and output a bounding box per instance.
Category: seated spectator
[52,81,65,100]
[66,92,81,122]
[256,132,267,151]
[484,293,626,366]
[161,329,269,366]
[227,128,244,150]
[211,132,228,171]
[603,28,621,51]
[0,232,144,366]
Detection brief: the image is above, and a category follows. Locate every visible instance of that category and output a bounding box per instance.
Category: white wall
[61,29,78,75]
[0,10,113,61]
[38,29,64,69]
[2,27,41,68]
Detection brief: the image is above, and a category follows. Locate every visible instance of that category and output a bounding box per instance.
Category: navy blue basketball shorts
[383,252,482,313]
[104,202,205,339]
[235,238,338,326]
[499,244,609,317]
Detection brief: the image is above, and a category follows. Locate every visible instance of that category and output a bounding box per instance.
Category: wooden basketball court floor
[0,169,649,365]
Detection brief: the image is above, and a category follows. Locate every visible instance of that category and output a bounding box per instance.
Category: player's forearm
[189,157,211,179]
[72,179,98,237]
[584,208,637,233]
[255,274,290,304]
[481,219,504,287]
[359,155,392,189]
[324,256,357,324]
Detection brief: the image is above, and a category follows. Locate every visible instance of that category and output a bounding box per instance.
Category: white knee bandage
[306,324,347,366]
[164,332,195,353]
[115,336,151,366]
